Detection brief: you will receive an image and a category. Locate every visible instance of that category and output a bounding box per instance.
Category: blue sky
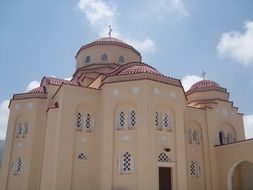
[0,0,253,139]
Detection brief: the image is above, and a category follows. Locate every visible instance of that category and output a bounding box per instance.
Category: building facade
[0,36,253,190]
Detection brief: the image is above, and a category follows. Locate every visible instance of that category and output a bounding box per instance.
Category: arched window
[155,111,173,131]
[129,110,136,128]
[101,54,108,62]
[189,160,200,177]
[226,132,234,144]
[76,112,84,131]
[115,110,137,130]
[13,157,22,175]
[118,152,133,174]
[85,113,94,131]
[119,56,125,64]
[155,112,163,129]
[15,122,28,138]
[188,129,201,144]
[85,56,91,63]
[158,152,170,162]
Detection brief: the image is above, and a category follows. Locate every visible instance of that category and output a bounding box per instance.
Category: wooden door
[159,167,172,190]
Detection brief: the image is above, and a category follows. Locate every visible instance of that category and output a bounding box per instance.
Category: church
[0,31,253,190]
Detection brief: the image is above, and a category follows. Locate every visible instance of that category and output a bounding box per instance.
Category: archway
[227,161,253,190]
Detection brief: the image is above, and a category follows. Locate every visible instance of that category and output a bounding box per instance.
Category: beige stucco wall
[215,140,253,190]
[0,98,47,190]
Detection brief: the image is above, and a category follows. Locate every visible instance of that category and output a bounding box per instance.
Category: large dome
[75,37,142,69]
[76,37,140,57]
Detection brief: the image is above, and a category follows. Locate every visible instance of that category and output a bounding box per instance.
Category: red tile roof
[43,76,79,86]
[27,86,45,93]
[118,65,163,76]
[189,79,221,91]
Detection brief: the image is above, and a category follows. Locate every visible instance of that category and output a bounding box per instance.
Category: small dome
[118,65,162,76]
[189,79,221,91]
[94,37,127,44]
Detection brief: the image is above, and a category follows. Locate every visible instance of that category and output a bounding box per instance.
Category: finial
[108,25,112,38]
[201,70,207,80]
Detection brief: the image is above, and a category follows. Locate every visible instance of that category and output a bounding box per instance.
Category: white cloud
[157,0,189,17]
[26,81,40,92]
[77,0,117,35]
[0,100,9,140]
[76,0,156,53]
[124,38,156,53]
[217,21,253,66]
[244,114,253,139]
[181,75,202,91]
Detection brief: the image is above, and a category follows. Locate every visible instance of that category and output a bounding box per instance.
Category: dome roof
[189,79,221,91]
[94,37,127,44]
[76,37,140,57]
[118,65,162,76]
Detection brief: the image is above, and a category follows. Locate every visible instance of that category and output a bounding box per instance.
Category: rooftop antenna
[201,70,207,80]
[108,25,112,38]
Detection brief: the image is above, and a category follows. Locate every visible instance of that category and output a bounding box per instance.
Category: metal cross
[201,70,206,79]
[108,25,112,38]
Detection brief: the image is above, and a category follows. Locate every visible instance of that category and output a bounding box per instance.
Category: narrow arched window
[129,110,136,128]
[101,54,108,62]
[189,160,200,177]
[118,152,133,174]
[119,56,125,64]
[85,56,91,63]
[76,112,83,131]
[85,113,94,132]
[13,157,22,175]
[16,122,28,138]
[155,112,162,129]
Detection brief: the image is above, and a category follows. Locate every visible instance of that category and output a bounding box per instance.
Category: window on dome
[101,54,108,62]
[13,157,22,175]
[76,112,84,131]
[118,152,133,174]
[189,160,200,177]
[85,56,91,63]
[15,122,28,138]
[158,152,170,162]
[119,56,125,64]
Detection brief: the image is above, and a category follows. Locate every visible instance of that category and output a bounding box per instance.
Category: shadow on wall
[0,140,5,167]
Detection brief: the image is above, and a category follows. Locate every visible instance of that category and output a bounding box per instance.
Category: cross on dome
[108,25,112,38]
[201,70,207,80]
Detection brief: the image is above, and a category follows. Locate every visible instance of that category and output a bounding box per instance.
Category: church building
[0,32,253,190]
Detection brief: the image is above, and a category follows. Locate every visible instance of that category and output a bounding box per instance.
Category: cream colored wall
[215,140,253,190]
[0,98,47,190]
[98,79,188,190]
[185,107,213,190]
[76,45,141,69]
[40,85,100,190]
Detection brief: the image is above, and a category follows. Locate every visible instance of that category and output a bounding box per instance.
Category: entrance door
[159,167,172,190]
